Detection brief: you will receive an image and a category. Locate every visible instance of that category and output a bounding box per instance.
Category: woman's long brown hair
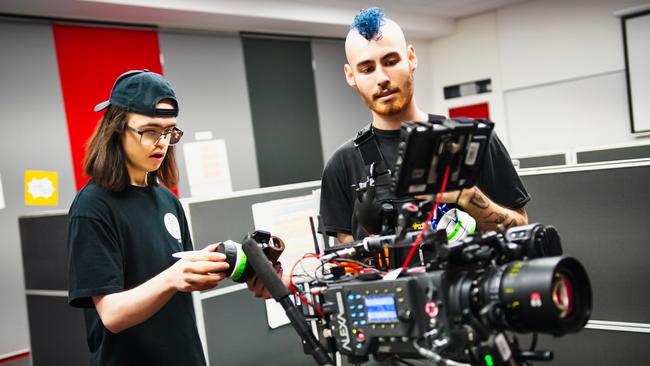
[83,106,178,192]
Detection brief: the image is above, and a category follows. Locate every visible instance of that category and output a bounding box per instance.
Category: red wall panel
[448,102,490,120]
[53,24,177,195]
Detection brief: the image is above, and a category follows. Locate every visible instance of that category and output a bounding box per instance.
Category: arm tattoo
[484,212,508,225]
[483,212,518,228]
[469,189,521,228]
[469,190,490,209]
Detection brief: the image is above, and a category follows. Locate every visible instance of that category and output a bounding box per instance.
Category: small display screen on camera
[365,295,398,323]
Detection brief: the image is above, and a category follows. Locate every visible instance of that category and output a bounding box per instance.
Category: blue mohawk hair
[351,7,385,41]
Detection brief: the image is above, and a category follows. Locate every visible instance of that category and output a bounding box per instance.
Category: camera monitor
[391,118,494,196]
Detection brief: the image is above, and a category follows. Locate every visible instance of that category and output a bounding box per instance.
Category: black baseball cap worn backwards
[94,69,179,117]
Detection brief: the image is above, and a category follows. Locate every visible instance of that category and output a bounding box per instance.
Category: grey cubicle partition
[576,144,650,163]
[186,160,650,365]
[183,181,321,366]
[519,161,650,323]
[517,160,650,365]
[18,211,90,366]
[515,153,567,168]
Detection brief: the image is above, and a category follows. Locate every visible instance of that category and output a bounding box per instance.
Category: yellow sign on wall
[24,170,58,206]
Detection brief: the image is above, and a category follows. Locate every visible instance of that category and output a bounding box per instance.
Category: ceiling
[0,0,528,40]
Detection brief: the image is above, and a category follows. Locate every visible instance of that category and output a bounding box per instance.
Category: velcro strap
[154,108,179,117]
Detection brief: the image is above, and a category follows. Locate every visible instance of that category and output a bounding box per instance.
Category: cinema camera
[241,118,592,366]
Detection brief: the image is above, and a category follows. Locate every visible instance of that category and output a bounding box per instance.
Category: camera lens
[450,256,591,336]
[498,257,591,335]
[551,272,574,318]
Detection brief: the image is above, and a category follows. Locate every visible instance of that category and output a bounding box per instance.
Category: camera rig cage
[242,118,592,366]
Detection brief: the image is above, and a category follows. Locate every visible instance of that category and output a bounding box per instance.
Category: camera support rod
[242,235,334,366]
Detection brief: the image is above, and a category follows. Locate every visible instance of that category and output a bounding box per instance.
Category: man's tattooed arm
[460,187,528,231]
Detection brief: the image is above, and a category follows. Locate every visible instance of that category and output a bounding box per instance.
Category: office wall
[497,0,628,90]
[506,71,632,154]
[0,20,77,358]
[410,39,435,118]
[499,0,650,155]
[429,12,510,143]
[158,31,260,194]
[311,38,371,161]
[430,0,650,156]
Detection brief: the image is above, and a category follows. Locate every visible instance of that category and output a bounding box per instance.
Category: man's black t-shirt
[67,181,206,366]
[319,116,530,240]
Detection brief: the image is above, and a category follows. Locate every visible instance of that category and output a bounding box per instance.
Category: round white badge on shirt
[164,213,182,241]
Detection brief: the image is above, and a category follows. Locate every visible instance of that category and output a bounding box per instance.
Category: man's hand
[165,244,230,292]
[246,262,287,299]
[337,232,353,244]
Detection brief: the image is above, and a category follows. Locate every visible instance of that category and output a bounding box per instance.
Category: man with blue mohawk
[344,7,423,122]
[319,7,530,243]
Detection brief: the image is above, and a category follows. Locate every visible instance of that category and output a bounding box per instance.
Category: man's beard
[360,74,414,116]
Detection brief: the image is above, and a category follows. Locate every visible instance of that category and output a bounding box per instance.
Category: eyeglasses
[125,125,184,146]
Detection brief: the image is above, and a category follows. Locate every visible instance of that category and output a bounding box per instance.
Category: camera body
[302,226,590,365]
[318,272,440,359]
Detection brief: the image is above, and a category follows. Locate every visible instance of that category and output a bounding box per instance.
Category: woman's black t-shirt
[67,181,206,366]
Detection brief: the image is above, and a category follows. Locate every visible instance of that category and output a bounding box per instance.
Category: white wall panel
[311,39,370,161]
[497,0,645,90]
[505,71,635,155]
[430,13,510,145]
[159,31,260,194]
[410,39,435,115]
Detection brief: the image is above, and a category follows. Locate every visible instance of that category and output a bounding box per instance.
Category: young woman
[67,70,228,365]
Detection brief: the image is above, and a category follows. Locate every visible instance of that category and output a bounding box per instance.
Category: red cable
[289,253,325,318]
[400,165,452,272]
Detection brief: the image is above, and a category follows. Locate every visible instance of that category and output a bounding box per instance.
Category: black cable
[392,357,419,366]
[308,216,321,255]
[523,332,538,366]
[529,332,538,351]
[313,263,355,284]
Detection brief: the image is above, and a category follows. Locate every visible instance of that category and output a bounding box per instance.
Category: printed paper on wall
[183,139,233,198]
[251,195,320,328]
